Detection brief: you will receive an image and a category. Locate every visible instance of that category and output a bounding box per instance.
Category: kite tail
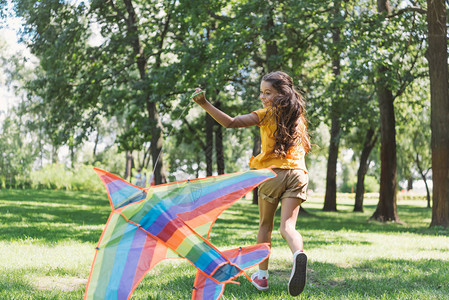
[191,243,270,300]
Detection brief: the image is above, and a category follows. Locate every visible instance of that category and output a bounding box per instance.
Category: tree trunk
[252,134,262,205]
[371,73,400,222]
[323,0,342,212]
[424,176,431,209]
[143,142,151,169]
[354,128,377,212]
[265,11,279,72]
[93,130,99,158]
[407,177,413,191]
[149,104,166,184]
[215,124,224,175]
[415,148,432,209]
[51,144,58,164]
[70,143,75,169]
[371,0,401,223]
[215,101,225,175]
[251,5,279,205]
[123,0,169,185]
[418,170,431,209]
[195,153,201,178]
[427,0,449,227]
[205,113,214,176]
[323,115,340,211]
[38,129,44,168]
[124,151,133,180]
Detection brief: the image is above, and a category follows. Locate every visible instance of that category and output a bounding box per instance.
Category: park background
[0,0,448,299]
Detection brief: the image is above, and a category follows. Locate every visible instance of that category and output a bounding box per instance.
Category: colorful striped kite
[84,168,276,300]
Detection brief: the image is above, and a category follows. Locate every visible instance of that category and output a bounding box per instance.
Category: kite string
[151,91,205,180]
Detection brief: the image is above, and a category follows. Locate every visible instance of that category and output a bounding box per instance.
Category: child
[135,168,142,186]
[192,71,310,296]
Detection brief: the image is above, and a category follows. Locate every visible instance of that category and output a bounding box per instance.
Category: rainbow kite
[84,168,275,300]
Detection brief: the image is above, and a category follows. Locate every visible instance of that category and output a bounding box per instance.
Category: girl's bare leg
[280,197,303,253]
[256,198,278,270]
[281,197,307,296]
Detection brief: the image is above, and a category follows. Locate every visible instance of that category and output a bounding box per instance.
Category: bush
[364,175,379,193]
[30,163,103,192]
[69,165,104,192]
[0,174,32,189]
[339,175,379,193]
[339,181,355,193]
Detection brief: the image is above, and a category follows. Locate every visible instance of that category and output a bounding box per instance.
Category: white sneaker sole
[251,280,269,291]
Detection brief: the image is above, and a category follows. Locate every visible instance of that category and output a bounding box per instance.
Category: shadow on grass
[1,189,447,245]
[0,189,110,243]
[1,251,448,299]
[113,257,449,299]
[0,189,106,205]
[297,204,448,237]
[209,200,447,251]
[303,258,449,299]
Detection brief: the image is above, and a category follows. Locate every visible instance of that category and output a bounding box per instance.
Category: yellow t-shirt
[248,107,307,172]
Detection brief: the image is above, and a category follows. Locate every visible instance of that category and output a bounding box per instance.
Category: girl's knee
[279,223,297,240]
[259,221,274,234]
[279,226,288,240]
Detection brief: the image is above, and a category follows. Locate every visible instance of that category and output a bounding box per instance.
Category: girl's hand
[192,88,207,105]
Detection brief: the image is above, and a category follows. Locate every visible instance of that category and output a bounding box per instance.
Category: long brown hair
[262,71,311,156]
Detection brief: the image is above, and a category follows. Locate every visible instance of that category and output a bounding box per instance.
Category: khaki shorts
[258,168,308,205]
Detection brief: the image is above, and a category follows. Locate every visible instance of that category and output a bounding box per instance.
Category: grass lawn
[0,189,448,299]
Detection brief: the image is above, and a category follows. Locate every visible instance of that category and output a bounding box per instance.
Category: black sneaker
[288,252,307,296]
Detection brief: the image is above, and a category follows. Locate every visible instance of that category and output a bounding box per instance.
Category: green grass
[0,189,448,299]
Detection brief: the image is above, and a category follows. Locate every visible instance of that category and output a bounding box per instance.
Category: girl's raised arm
[192,89,259,128]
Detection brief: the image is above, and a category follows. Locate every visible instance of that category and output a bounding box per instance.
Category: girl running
[192,71,310,296]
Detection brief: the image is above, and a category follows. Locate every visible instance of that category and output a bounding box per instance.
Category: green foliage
[13,0,99,149]
[396,78,431,185]
[339,180,356,193]
[339,175,379,193]
[364,175,380,193]
[0,115,37,189]
[29,164,102,192]
[0,0,436,208]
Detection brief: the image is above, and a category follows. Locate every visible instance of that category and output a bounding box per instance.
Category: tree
[396,81,432,208]
[6,0,195,184]
[414,130,432,208]
[354,128,379,212]
[0,113,39,188]
[323,0,344,211]
[368,0,427,222]
[371,0,401,222]
[427,0,449,227]
[0,26,39,187]
[89,0,181,184]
